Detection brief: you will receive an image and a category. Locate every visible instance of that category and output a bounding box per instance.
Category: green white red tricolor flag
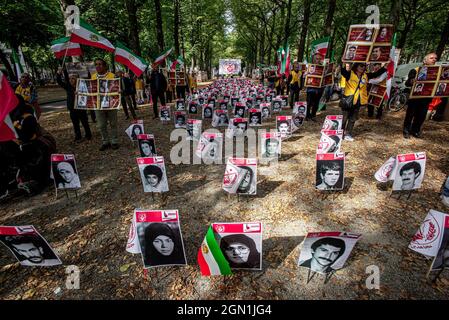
[170,55,184,71]
[70,19,115,52]
[0,72,19,142]
[197,226,232,276]
[310,37,330,62]
[277,45,290,77]
[385,33,398,100]
[11,49,24,79]
[114,41,148,77]
[51,37,83,59]
[153,48,173,65]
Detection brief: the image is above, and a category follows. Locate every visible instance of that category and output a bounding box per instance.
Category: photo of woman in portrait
[130,124,143,141]
[53,161,81,189]
[141,164,168,192]
[219,233,261,269]
[141,222,187,267]
[237,166,256,194]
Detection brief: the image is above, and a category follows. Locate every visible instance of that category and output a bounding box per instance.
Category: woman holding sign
[339,62,387,141]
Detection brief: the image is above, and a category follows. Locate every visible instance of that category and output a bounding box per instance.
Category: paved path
[40,100,67,113]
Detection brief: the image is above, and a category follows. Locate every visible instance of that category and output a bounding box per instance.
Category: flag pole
[61,45,70,68]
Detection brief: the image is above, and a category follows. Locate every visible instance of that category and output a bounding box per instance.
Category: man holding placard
[92,59,119,151]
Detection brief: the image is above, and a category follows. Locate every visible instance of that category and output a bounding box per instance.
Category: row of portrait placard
[3,207,447,276]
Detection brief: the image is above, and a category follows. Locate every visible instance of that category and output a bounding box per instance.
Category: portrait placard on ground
[212,222,262,270]
[186,119,202,141]
[137,156,169,193]
[298,232,362,274]
[409,210,447,258]
[322,115,343,130]
[51,154,81,190]
[174,111,187,129]
[125,120,144,141]
[195,132,223,161]
[137,134,157,157]
[260,132,281,159]
[160,106,171,121]
[316,153,345,191]
[222,158,257,195]
[0,225,62,267]
[134,209,187,268]
[276,116,292,139]
[392,152,426,191]
[431,215,449,271]
[317,130,343,154]
[248,109,262,127]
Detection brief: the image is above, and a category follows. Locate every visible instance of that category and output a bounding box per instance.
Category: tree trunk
[283,0,293,47]
[436,10,449,59]
[173,0,180,56]
[125,0,141,55]
[389,0,401,31]
[297,0,310,62]
[323,0,336,37]
[154,0,165,52]
[398,20,412,49]
[0,48,16,81]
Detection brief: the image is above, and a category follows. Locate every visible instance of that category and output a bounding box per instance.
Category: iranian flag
[170,55,184,71]
[70,19,115,52]
[197,226,232,276]
[115,41,148,77]
[310,37,330,61]
[277,45,290,77]
[51,37,82,59]
[153,48,173,65]
[11,49,24,79]
[385,33,398,100]
[0,72,19,142]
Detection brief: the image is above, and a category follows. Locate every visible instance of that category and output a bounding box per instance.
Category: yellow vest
[340,76,346,89]
[343,71,369,105]
[290,70,301,84]
[135,79,144,90]
[15,85,32,102]
[91,72,115,80]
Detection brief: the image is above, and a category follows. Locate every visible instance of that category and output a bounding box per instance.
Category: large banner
[219,59,241,75]
[75,78,121,110]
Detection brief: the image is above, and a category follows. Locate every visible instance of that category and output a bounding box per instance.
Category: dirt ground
[1,93,449,300]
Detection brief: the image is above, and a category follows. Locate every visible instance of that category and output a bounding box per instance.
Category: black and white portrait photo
[219,233,261,270]
[322,116,343,131]
[189,102,198,114]
[0,227,62,267]
[138,138,157,157]
[316,156,345,191]
[261,104,271,120]
[298,232,361,275]
[392,157,426,191]
[272,99,282,113]
[174,112,187,129]
[276,117,292,139]
[186,120,202,141]
[51,155,81,190]
[261,135,281,159]
[196,133,223,161]
[175,99,185,111]
[222,158,257,195]
[202,105,213,119]
[160,107,171,121]
[234,105,246,118]
[249,109,262,126]
[125,123,144,141]
[317,131,342,154]
[137,158,169,193]
[137,221,187,268]
[213,111,230,127]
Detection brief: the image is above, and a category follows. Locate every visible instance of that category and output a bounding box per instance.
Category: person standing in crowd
[339,62,387,141]
[288,62,303,108]
[149,64,168,119]
[367,63,387,119]
[15,73,41,119]
[122,72,138,119]
[275,73,285,96]
[56,66,92,142]
[188,71,198,92]
[176,70,189,101]
[403,52,438,138]
[306,52,325,121]
[92,59,119,151]
[267,70,276,89]
[135,75,145,105]
[338,63,351,98]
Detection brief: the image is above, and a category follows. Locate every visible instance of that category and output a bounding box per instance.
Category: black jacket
[123,77,136,96]
[149,70,167,93]
[56,69,75,111]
